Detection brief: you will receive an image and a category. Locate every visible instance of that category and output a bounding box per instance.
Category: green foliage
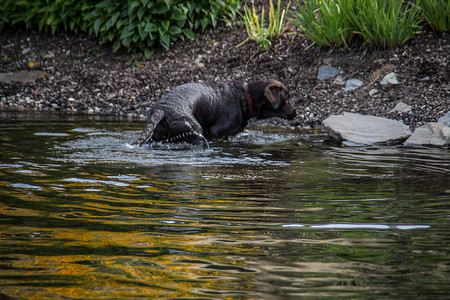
[0,0,240,56]
[346,0,423,49]
[292,0,423,49]
[0,0,92,33]
[418,0,450,32]
[291,0,353,48]
[239,0,291,51]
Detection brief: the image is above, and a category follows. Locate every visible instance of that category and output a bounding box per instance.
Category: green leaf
[161,19,170,31]
[111,11,120,24]
[96,0,110,8]
[130,1,140,10]
[93,18,103,36]
[151,2,169,14]
[144,22,157,32]
[183,28,195,40]
[137,6,145,20]
[144,48,154,58]
[200,17,209,31]
[112,39,121,52]
[159,33,170,48]
[169,25,181,35]
[138,24,146,40]
[46,14,55,25]
[172,8,187,20]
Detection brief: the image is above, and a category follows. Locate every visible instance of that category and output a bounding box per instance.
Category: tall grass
[292,0,424,49]
[291,0,353,48]
[346,0,423,48]
[418,0,450,32]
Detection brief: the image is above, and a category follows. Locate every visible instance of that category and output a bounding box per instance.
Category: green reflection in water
[0,113,449,299]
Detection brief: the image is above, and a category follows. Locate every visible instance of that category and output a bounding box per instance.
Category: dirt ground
[0,6,449,130]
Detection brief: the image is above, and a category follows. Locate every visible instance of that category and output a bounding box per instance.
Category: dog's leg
[132,109,165,146]
[169,116,209,147]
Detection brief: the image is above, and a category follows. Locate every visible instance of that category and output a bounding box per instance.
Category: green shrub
[0,0,240,56]
[418,0,450,32]
[0,0,93,33]
[85,0,240,57]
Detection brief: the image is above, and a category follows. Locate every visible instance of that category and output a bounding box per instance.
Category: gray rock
[0,70,45,84]
[318,66,340,80]
[344,79,363,92]
[380,72,399,88]
[323,112,412,144]
[390,101,412,114]
[438,111,450,127]
[369,88,380,97]
[405,122,450,147]
[332,75,346,86]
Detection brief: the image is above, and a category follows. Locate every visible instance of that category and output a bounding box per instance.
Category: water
[1,112,449,299]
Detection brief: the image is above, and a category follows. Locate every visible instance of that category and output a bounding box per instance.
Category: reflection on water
[0,113,449,299]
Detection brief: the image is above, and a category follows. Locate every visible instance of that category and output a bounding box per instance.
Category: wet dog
[132,80,296,147]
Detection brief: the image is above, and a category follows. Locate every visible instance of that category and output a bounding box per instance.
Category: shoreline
[1,25,449,131]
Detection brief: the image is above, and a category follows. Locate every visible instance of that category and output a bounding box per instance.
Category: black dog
[132,80,296,146]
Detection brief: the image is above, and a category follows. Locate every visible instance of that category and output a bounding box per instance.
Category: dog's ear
[264,83,289,109]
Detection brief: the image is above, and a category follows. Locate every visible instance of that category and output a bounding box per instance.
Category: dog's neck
[244,83,254,118]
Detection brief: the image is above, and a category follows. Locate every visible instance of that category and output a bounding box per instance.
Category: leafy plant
[239,0,291,51]
[418,0,450,32]
[0,0,240,57]
[291,0,353,48]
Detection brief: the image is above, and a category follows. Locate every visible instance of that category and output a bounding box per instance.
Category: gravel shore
[1,22,449,130]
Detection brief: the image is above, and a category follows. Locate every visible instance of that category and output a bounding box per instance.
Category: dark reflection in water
[0,112,449,299]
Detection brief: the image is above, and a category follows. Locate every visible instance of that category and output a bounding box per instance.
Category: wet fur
[132,80,296,146]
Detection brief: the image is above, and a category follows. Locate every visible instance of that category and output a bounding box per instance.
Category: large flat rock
[323,112,412,144]
[0,70,45,83]
[404,122,450,147]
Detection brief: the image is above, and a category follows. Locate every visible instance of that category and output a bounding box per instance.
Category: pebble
[380,72,399,88]
[332,75,346,86]
[318,66,340,80]
[21,48,31,55]
[369,89,380,97]
[344,79,363,92]
[390,101,412,114]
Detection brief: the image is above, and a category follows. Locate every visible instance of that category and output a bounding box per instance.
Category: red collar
[245,83,254,118]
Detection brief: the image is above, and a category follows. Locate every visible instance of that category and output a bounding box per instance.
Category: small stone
[43,52,55,59]
[318,66,340,80]
[390,101,412,114]
[369,64,395,82]
[344,79,363,92]
[369,89,380,97]
[437,111,450,127]
[332,75,346,86]
[380,72,399,88]
[22,48,31,55]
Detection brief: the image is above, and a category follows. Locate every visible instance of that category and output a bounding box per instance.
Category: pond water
[1,112,449,299]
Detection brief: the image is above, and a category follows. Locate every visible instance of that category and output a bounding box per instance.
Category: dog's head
[251,80,296,120]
